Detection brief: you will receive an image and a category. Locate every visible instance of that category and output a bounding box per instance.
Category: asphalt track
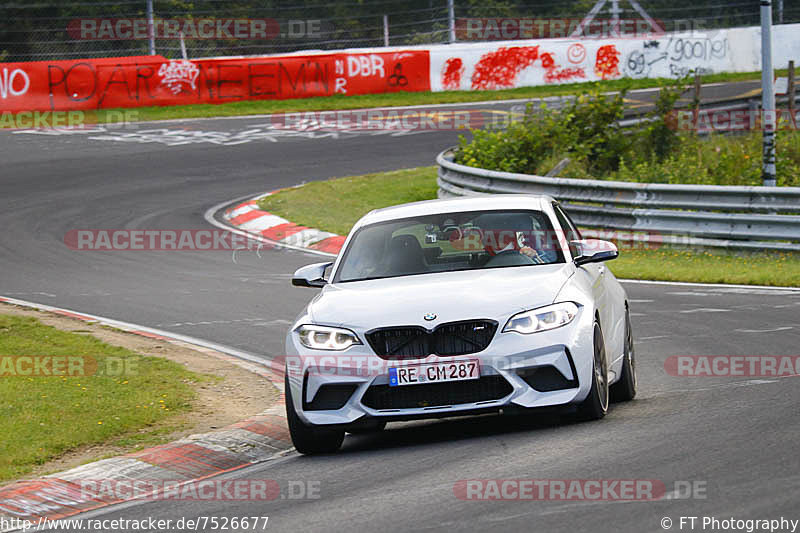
[1,79,799,532]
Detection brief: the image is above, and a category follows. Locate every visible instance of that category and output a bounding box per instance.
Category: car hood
[308,264,574,329]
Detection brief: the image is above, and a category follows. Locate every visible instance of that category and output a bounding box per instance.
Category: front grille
[361,375,513,410]
[366,320,497,359]
[366,326,428,358]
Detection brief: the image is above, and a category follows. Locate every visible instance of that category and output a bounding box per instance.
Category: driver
[481,228,545,264]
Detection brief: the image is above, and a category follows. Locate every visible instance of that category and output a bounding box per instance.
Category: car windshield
[334,209,565,283]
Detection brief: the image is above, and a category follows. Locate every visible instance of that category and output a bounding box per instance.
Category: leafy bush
[456,90,630,176]
[454,81,800,187]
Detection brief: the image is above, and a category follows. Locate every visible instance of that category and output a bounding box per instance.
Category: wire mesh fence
[1,1,798,63]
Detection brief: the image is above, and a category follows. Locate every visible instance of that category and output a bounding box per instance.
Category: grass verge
[258,167,800,287]
[41,69,772,127]
[0,314,207,482]
[261,167,439,236]
[608,249,800,287]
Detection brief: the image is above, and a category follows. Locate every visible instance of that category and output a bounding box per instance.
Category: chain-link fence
[2,0,798,63]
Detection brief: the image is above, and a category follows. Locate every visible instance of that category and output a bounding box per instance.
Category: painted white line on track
[679,308,730,313]
[0,295,272,368]
[619,279,800,292]
[666,291,711,296]
[734,326,794,333]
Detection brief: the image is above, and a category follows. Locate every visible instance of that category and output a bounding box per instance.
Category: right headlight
[297,324,361,350]
[503,302,579,334]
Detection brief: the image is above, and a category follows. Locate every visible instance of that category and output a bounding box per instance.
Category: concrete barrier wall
[1,23,797,113]
[429,24,800,92]
[0,50,431,113]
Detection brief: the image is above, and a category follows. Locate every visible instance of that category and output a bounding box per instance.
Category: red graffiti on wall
[470,46,542,90]
[0,51,431,113]
[467,46,585,89]
[544,67,586,83]
[441,57,465,90]
[594,44,621,80]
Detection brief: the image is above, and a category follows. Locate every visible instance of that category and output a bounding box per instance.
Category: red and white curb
[0,296,291,528]
[223,191,346,255]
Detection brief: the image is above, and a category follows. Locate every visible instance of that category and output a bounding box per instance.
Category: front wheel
[576,321,609,420]
[611,307,637,402]
[285,375,345,454]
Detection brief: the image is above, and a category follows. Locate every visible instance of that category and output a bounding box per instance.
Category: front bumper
[284,308,596,427]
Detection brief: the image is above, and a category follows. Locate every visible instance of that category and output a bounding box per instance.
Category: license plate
[388,360,480,387]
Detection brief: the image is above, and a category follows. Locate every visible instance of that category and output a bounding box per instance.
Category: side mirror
[292,262,333,288]
[570,239,619,266]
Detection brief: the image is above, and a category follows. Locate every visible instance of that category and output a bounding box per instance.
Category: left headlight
[503,302,580,334]
[297,324,362,350]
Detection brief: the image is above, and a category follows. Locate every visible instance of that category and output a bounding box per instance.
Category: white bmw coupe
[285,195,636,454]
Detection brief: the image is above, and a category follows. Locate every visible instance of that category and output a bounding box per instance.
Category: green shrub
[454,80,800,187]
[455,90,631,176]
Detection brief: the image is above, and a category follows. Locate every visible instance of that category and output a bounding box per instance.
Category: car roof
[354,194,555,229]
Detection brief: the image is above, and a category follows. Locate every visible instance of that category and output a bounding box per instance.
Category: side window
[553,203,581,242]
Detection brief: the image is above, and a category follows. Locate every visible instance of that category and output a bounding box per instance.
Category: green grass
[12,69,771,128]
[608,248,800,287]
[258,167,800,287]
[0,314,208,482]
[260,167,438,236]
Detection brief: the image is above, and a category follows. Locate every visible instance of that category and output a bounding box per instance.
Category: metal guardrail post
[789,61,796,118]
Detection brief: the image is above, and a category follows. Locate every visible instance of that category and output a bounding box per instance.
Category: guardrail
[437,148,800,252]
[515,92,800,133]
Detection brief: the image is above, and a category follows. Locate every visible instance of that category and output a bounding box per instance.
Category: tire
[285,375,345,455]
[611,307,637,402]
[577,321,609,420]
